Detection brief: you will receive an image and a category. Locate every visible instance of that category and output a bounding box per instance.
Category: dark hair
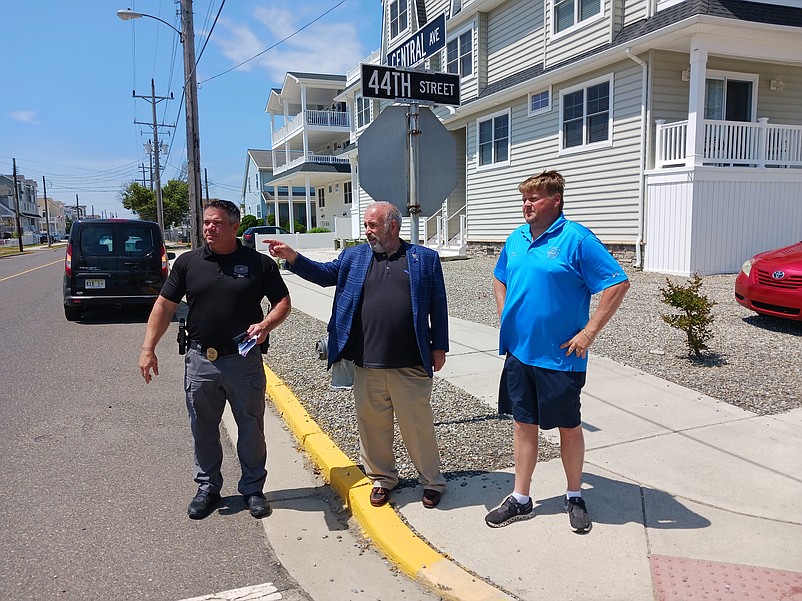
[204,199,240,223]
[518,170,565,210]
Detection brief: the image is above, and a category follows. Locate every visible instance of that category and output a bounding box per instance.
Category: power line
[198,0,347,85]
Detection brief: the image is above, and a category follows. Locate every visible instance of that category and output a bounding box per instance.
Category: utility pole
[139,163,149,188]
[181,0,203,248]
[134,79,173,233]
[12,158,23,252]
[42,176,51,247]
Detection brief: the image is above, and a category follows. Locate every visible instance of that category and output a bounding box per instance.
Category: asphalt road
[0,246,310,600]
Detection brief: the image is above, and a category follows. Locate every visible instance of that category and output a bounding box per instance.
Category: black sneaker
[244,492,271,518]
[485,495,535,528]
[187,489,221,520]
[565,496,592,532]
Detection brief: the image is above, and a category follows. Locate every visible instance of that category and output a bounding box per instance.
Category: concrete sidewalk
[266,249,802,600]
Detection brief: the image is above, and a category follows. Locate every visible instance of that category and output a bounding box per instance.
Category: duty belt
[188,340,237,361]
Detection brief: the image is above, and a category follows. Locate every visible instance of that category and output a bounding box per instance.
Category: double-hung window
[318,187,325,209]
[554,0,601,34]
[446,29,473,78]
[389,0,408,40]
[343,181,352,205]
[355,95,371,129]
[477,110,510,167]
[561,76,611,151]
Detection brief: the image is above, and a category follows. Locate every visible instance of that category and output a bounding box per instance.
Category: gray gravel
[264,254,802,484]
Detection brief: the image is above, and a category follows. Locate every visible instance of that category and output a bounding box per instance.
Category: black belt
[188,340,237,361]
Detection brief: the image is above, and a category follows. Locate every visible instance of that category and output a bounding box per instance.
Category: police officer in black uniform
[139,199,291,519]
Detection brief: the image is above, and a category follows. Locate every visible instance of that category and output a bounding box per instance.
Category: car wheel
[64,306,82,321]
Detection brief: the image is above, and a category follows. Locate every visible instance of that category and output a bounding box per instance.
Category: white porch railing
[273,153,351,175]
[424,204,467,253]
[655,118,802,168]
[272,110,350,146]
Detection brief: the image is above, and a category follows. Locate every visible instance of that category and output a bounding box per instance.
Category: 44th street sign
[361,63,460,106]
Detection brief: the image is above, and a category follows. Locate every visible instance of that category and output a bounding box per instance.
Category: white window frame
[343,180,353,205]
[355,95,371,130]
[476,108,511,170]
[528,87,552,117]
[389,0,410,42]
[552,0,603,38]
[318,186,326,209]
[445,23,475,81]
[559,74,613,154]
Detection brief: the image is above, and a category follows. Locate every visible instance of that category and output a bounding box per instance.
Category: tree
[120,180,189,228]
[238,214,260,236]
[659,274,716,357]
[161,180,190,228]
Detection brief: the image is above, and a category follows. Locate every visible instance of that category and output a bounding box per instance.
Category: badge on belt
[205,347,219,361]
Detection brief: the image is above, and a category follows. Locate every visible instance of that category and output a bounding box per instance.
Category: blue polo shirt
[494,215,628,372]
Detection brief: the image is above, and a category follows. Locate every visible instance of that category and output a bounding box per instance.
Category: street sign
[358,105,457,216]
[386,13,446,69]
[361,64,460,106]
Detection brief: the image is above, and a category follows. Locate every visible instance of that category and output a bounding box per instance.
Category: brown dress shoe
[370,487,390,507]
[422,489,442,509]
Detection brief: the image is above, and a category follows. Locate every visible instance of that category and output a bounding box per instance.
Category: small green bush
[659,273,716,357]
[308,227,331,233]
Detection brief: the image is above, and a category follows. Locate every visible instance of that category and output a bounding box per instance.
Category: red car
[735,241,802,321]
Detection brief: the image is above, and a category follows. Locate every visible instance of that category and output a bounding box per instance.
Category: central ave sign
[360,64,460,106]
[386,13,446,68]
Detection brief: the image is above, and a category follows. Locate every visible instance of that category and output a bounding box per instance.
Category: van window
[81,226,115,255]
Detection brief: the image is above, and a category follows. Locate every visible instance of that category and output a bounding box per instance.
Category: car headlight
[740,258,754,277]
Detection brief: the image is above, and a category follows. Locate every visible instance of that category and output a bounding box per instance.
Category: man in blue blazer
[268,201,449,508]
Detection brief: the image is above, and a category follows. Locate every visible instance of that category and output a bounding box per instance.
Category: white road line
[178,582,281,601]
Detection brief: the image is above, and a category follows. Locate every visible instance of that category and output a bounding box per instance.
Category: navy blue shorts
[498,354,586,430]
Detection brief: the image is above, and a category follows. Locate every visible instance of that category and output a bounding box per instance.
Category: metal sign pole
[408,103,421,244]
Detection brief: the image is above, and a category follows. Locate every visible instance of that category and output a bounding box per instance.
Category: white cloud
[215,7,367,82]
[9,110,39,124]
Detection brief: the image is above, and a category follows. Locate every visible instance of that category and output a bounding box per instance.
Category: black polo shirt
[160,242,289,351]
[345,245,421,369]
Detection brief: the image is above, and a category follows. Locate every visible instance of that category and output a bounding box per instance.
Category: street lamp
[116,9,183,39]
[117,3,204,248]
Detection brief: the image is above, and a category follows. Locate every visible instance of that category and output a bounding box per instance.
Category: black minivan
[63,219,174,321]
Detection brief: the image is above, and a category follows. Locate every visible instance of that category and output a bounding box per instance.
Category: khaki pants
[353,365,446,492]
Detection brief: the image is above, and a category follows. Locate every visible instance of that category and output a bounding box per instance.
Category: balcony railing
[272,110,351,145]
[273,152,351,175]
[655,118,802,168]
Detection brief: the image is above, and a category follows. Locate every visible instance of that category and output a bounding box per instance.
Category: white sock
[512,492,530,504]
[566,490,582,500]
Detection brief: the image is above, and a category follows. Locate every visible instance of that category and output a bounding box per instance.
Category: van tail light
[65,242,73,277]
[161,243,169,277]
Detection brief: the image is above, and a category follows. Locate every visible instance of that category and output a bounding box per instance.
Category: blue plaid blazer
[290,241,449,377]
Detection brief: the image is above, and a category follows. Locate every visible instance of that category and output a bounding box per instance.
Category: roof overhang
[444,14,802,126]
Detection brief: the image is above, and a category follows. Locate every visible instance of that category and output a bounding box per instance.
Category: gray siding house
[354,0,802,274]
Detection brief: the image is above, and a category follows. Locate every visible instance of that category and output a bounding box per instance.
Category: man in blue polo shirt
[485,170,629,532]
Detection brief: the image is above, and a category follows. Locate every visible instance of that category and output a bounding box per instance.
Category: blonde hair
[518,170,565,210]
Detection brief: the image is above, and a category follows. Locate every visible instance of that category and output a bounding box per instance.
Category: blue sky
[1,0,382,218]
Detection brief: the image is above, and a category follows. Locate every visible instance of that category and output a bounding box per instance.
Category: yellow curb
[264,363,515,601]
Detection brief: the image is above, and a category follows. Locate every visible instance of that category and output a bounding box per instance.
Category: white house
[260,73,356,237]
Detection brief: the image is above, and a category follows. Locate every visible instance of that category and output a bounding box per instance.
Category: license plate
[85,279,106,289]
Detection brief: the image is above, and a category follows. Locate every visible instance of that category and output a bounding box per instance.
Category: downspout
[626,47,648,269]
